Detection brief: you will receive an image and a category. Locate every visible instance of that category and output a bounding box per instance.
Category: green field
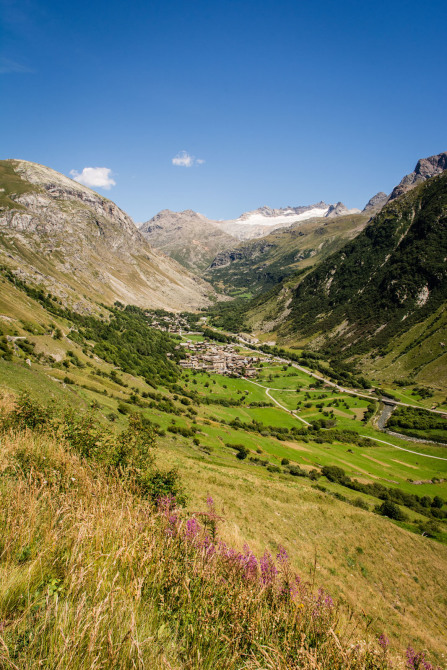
[1,287,447,660]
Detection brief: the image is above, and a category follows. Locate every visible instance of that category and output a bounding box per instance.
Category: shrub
[267,464,281,473]
[321,465,346,483]
[0,391,53,430]
[288,465,306,477]
[375,500,408,521]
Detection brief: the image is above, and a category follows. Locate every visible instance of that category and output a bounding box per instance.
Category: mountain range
[139,201,363,274]
[1,151,447,666]
[1,151,446,390]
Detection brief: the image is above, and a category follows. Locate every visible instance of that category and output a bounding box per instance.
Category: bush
[267,465,281,473]
[287,465,306,477]
[0,391,53,430]
[321,465,346,483]
[139,468,186,505]
[375,500,408,521]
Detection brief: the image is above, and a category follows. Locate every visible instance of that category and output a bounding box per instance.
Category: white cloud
[69,167,116,190]
[172,151,205,167]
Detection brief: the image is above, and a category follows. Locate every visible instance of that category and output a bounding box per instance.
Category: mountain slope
[247,170,447,384]
[205,212,369,297]
[0,160,214,311]
[139,209,237,274]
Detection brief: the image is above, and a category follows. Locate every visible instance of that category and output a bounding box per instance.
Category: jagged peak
[388,151,447,202]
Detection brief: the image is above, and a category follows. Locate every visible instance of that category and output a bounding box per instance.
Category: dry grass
[156,447,447,662]
[0,393,444,669]
[0,429,182,669]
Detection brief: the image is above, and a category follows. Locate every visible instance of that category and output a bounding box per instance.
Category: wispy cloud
[172,151,205,167]
[70,167,116,190]
[0,57,33,74]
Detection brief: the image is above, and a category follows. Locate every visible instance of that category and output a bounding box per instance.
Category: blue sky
[1,0,446,222]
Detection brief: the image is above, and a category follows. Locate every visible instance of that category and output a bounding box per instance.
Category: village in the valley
[146,311,260,378]
[176,340,259,377]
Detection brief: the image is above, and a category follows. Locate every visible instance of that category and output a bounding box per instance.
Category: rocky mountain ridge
[388,151,447,201]
[0,160,214,311]
[209,201,361,240]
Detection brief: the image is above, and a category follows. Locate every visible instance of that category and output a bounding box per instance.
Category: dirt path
[245,379,311,426]
[360,435,447,461]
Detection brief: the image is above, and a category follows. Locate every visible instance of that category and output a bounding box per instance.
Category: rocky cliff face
[388,152,447,201]
[208,241,275,269]
[0,160,214,311]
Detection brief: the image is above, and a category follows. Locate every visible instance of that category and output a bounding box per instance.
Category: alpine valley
[1,153,447,669]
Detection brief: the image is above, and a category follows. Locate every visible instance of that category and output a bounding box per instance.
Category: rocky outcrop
[362,192,388,213]
[0,160,215,311]
[325,202,361,218]
[208,241,275,269]
[388,152,447,202]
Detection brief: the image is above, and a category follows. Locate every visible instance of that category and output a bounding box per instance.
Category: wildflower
[260,550,278,586]
[157,494,176,515]
[324,594,334,609]
[242,544,258,579]
[185,517,200,540]
[406,647,437,670]
[276,545,289,565]
[378,634,389,651]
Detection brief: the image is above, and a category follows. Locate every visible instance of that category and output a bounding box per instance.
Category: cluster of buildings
[177,341,259,378]
[148,313,189,333]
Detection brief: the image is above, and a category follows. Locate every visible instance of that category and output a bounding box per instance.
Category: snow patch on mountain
[232,206,330,227]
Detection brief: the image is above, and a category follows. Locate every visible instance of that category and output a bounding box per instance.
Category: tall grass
[0,394,441,669]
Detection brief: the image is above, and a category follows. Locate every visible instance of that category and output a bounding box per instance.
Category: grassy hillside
[1,383,447,669]
[242,172,447,390]
[0,398,438,670]
[0,282,447,667]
